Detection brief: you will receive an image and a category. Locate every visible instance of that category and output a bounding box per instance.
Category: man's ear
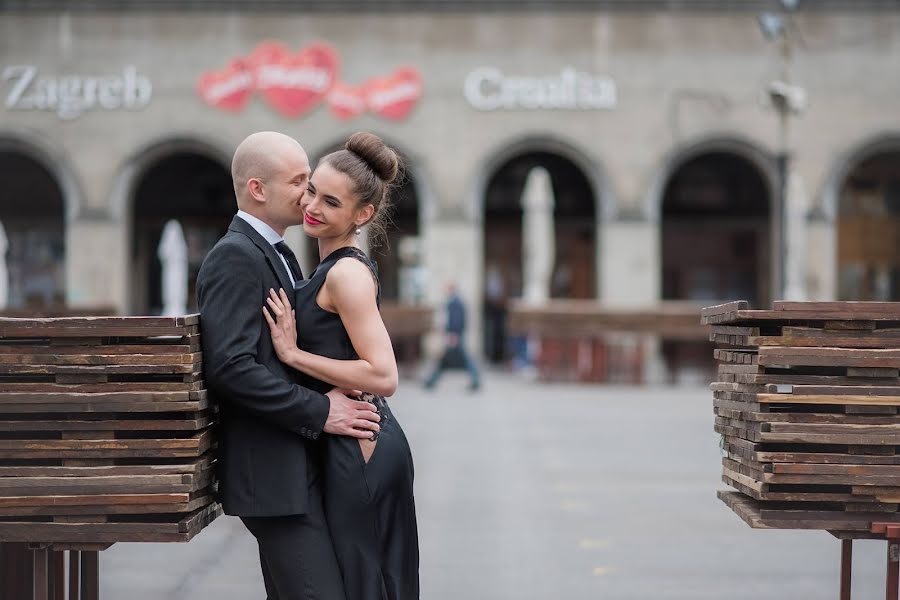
[247,178,266,204]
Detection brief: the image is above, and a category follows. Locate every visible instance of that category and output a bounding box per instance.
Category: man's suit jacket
[197,215,330,517]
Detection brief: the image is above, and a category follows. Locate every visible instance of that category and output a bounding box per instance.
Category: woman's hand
[262,288,299,363]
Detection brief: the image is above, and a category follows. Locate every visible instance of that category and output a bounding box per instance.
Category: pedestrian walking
[424,283,481,392]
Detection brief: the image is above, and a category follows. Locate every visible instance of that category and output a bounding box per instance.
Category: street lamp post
[758,1,806,302]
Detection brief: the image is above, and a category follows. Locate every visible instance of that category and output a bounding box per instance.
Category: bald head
[232,131,308,208]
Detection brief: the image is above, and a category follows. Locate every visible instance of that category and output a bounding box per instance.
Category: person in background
[424,283,481,392]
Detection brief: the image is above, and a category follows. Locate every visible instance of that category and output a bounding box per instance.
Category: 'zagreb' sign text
[3,65,152,120]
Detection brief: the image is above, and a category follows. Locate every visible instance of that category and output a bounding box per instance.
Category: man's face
[264,146,311,230]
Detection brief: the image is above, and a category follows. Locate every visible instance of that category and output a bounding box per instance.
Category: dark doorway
[837,150,900,301]
[661,152,771,307]
[0,150,66,309]
[660,151,772,379]
[131,152,233,315]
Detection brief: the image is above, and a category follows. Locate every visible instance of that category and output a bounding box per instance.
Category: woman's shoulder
[328,254,378,283]
[324,252,380,298]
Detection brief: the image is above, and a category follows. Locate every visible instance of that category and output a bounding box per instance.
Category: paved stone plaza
[102,374,888,599]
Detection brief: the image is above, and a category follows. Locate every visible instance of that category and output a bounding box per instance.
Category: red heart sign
[327,81,368,121]
[196,58,254,112]
[197,42,424,122]
[365,67,423,121]
[246,40,290,73]
[251,41,339,118]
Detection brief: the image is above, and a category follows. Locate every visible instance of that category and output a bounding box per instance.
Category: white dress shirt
[236,210,297,286]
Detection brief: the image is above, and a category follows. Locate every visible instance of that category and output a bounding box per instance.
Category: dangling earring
[355,227,362,236]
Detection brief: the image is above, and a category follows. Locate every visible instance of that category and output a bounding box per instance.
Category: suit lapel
[228,216,295,292]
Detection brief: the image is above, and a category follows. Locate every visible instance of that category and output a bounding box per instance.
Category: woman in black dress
[262,132,419,600]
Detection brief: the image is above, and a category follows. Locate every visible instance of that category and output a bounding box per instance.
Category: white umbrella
[158,219,188,316]
[521,166,556,305]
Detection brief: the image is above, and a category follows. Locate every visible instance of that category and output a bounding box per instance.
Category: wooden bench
[0,314,219,599]
[507,300,709,383]
[381,302,434,373]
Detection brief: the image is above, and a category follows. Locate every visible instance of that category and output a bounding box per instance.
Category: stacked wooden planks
[704,301,900,535]
[0,315,219,546]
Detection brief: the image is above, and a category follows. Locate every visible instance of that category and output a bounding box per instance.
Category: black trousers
[241,482,346,600]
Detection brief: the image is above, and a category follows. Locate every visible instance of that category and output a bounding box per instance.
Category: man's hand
[324,388,380,439]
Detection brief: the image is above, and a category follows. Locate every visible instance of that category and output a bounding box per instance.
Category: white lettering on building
[203,71,254,104]
[463,66,617,111]
[256,65,331,92]
[368,82,421,111]
[2,65,152,120]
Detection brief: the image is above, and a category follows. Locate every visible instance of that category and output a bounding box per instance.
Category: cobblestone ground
[103,373,887,599]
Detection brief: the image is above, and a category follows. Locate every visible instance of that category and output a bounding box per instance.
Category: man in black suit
[197,131,380,599]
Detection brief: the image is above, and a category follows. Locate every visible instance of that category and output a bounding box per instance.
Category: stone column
[66,214,128,314]
[600,216,663,384]
[806,214,835,301]
[783,169,809,301]
[599,217,658,307]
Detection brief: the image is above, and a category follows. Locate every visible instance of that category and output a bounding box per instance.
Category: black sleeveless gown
[293,246,420,600]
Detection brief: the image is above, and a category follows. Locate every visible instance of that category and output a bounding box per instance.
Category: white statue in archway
[158,219,188,316]
[521,167,556,305]
[0,221,8,310]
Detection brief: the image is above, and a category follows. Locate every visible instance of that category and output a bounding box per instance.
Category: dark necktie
[274,241,303,283]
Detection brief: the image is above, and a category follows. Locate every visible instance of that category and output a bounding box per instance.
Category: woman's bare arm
[264,258,399,397]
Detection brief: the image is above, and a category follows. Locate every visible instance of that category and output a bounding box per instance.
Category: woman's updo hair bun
[345,132,400,185]
[321,132,403,249]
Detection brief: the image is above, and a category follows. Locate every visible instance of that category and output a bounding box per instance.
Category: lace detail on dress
[359,392,388,441]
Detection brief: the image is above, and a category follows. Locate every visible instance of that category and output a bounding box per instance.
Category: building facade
[2,1,899,365]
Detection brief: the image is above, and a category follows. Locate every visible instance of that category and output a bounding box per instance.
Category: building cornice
[2,0,900,12]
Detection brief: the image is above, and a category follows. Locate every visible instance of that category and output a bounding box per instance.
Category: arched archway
[481,147,597,363]
[659,147,773,377]
[835,142,900,301]
[660,149,773,306]
[128,148,233,315]
[0,143,67,309]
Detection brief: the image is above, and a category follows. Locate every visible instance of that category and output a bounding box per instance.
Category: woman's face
[301,162,373,239]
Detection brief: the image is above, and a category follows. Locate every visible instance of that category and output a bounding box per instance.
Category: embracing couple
[197,130,419,599]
